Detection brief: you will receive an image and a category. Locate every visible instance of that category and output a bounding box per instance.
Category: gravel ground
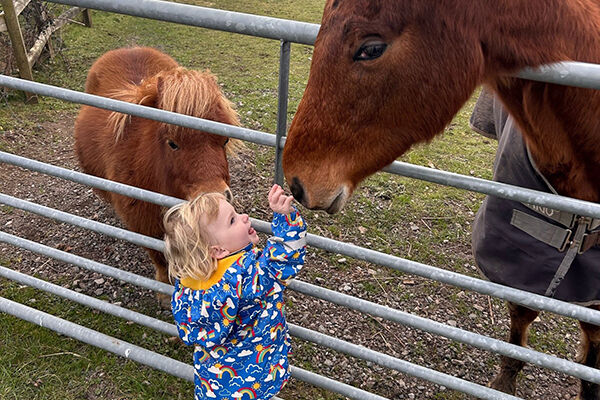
[0,112,585,399]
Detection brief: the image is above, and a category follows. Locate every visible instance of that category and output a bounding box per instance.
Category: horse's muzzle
[290,177,305,205]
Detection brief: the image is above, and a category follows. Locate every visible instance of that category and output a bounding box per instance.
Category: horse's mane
[106,67,242,156]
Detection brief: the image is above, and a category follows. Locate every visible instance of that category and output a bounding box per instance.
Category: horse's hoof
[488,374,517,395]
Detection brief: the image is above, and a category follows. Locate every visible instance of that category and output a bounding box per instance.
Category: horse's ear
[106,78,160,141]
[136,76,160,108]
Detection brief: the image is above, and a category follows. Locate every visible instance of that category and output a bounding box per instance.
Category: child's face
[206,198,260,257]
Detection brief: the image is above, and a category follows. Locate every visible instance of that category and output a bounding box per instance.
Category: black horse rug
[470,89,600,305]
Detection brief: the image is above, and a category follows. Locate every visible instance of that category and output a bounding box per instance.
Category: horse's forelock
[155,68,220,120]
[155,68,243,156]
[103,66,241,154]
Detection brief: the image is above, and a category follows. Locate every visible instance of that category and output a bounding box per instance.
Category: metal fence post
[274,40,291,186]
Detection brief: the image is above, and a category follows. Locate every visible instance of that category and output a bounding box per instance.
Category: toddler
[163,184,306,399]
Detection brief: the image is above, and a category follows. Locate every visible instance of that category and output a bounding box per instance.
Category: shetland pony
[282,1,600,398]
[75,47,240,303]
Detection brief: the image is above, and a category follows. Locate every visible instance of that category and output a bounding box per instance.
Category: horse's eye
[353,41,388,61]
[167,140,179,150]
[223,138,229,147]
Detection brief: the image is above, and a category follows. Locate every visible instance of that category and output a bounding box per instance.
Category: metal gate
[2,0,600,399]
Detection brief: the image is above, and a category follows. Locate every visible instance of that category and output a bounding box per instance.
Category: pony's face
[154,71,241,201]
[111,68,241,201]
[283,0,484,213]
[157,123,234,202]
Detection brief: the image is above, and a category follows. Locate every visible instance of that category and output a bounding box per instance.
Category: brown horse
[282,1,600,398]
[74,47,240,300]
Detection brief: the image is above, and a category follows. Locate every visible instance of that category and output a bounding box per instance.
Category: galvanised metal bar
[0,242,469,399]
[289,367,388,400]
[3,74,600,218]
[1,265,460,399]
[46,0,320,45]
[274,40,291,186]
[0,75,277,148]
[3,74,600,220]
[0,151,182,208]
[383,161,600,219]
[0,265,177,336]
[289,280,600,385]
[4,152,600,326]
[289,325,520,400]
[4,187,596,386]
[0,231,172,295]
[297,224,600,325]
[0,296,194,381]
[517,61,600,90]
[0,193,165,252]
[46,0,600,90]
[0,294,386,400]
[4,194,595,384]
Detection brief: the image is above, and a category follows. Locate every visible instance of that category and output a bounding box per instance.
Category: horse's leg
[147,249,171,309]
[489,301,539,394]
[578,305,600,400]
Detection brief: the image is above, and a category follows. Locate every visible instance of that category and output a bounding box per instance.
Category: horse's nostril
[224,188,233,202]
[290,177,304,203]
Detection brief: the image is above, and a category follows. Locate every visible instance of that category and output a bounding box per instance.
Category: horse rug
[470,90,600,305]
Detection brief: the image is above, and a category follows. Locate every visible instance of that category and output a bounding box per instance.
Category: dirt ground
[0,110,584,399]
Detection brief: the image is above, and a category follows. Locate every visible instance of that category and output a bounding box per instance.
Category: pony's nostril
[290,177,305,203]
[224,188,233,202]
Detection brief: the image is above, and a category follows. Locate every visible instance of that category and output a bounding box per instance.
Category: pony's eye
[223,138,230,147]
[167,140,179,150]
[353,41,388,61]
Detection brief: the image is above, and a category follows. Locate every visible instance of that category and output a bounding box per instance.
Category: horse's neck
[476,0,600,72]
[479,0,600,202]
[492,83,600,202]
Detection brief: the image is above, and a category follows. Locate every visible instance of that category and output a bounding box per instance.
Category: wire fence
[2,0,600,399]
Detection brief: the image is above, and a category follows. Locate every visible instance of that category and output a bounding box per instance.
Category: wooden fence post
[0,0,37,103]
[82,8,92,27]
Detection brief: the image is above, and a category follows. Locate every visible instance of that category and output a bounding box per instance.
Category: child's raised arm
[262,185,307,280]
[238,185,306,300]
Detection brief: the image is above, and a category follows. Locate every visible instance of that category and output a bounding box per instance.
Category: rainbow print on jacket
[171,207,306,400]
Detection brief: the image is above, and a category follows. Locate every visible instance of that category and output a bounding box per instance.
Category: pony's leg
[578,305,600,400]
[147,249,171,309]
[489,302,539,394]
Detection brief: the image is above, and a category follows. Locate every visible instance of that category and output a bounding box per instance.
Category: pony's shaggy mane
[106,67,243,156]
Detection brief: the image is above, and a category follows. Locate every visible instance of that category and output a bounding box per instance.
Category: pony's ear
[106,78,160,141]
[135,76,160,108]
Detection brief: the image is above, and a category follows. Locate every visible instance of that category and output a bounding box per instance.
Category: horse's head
[283,0,486,213]
[109,67,241,201]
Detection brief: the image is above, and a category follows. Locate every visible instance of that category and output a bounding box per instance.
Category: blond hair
[163,192,226,282]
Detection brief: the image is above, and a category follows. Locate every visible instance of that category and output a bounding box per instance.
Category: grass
[0,279,193,400]
[0,0,583,399]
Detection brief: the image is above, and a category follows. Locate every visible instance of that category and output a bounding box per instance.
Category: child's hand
[268,184,295,214]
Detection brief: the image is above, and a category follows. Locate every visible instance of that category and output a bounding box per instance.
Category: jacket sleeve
[171,279,239,348]
[262,206,307,281]
[239,208,307,300]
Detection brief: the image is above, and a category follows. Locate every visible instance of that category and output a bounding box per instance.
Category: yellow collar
[180,252,244,291]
